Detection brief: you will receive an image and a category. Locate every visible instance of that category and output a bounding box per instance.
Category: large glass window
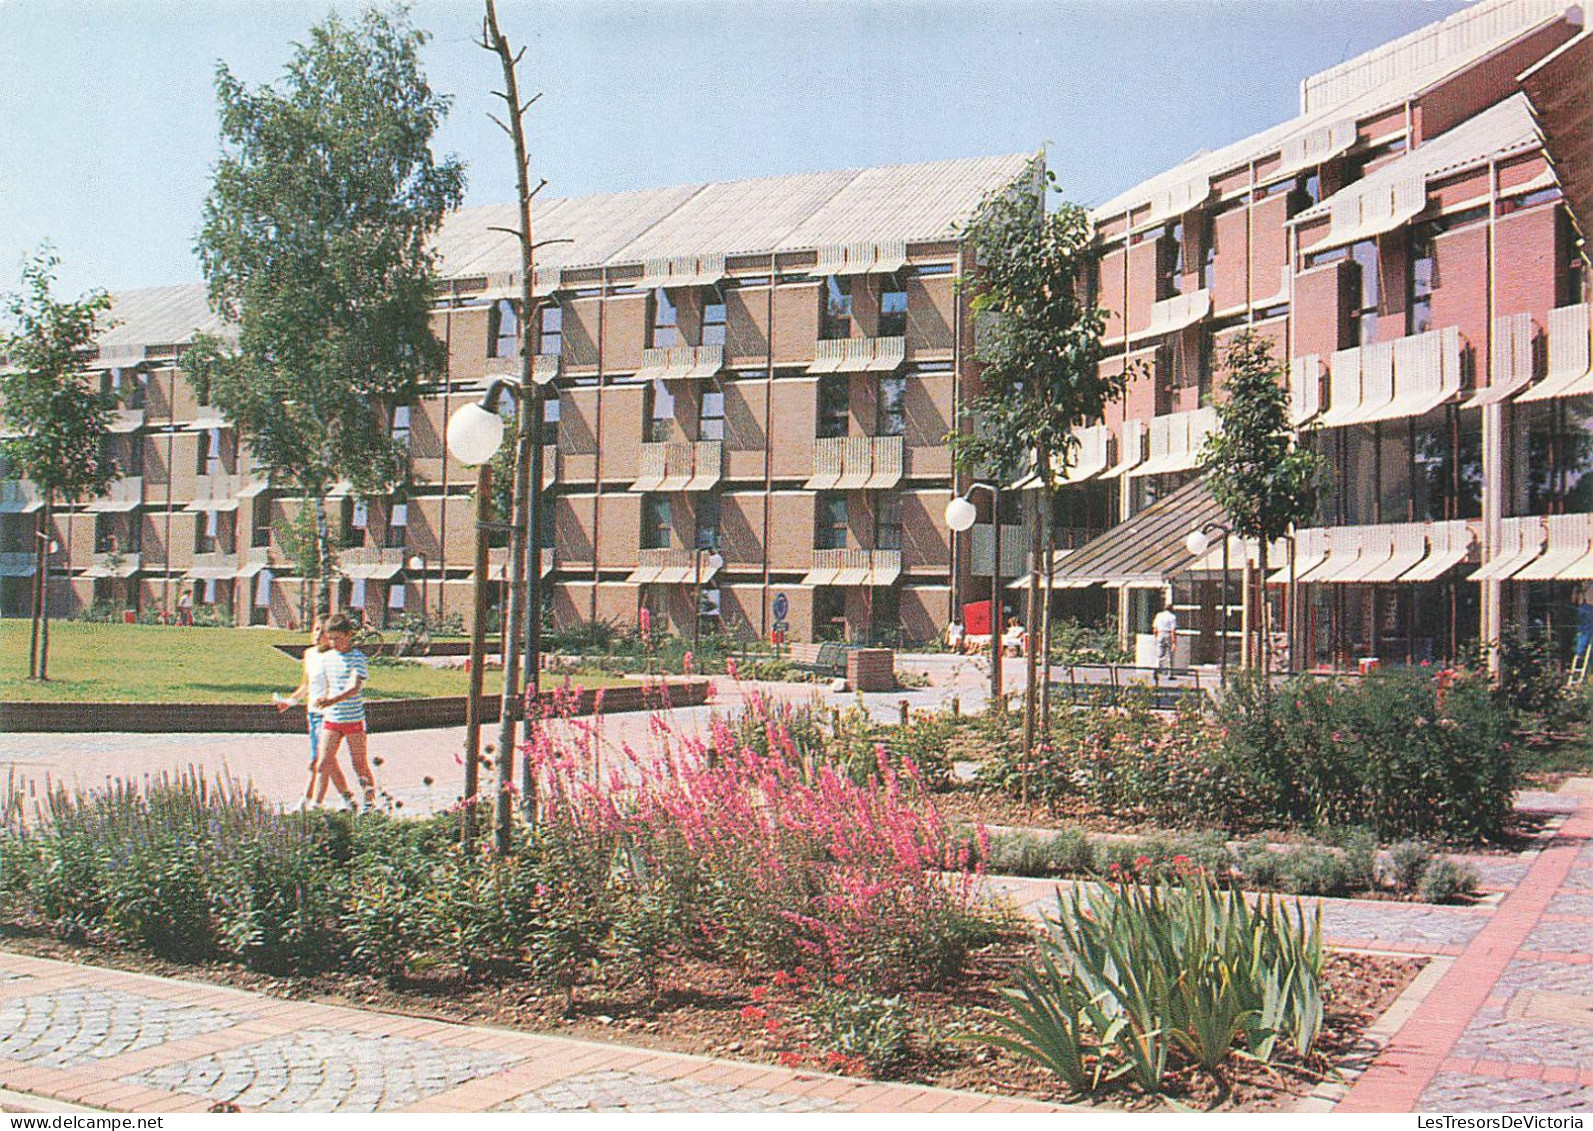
[878,279,907,338]
[875,491,903,551]
[701,292,727,346]
[820,276,852,341]
[197,428,223,476]
[649,287,678,349]
[390,405,411,446]
[1201,213,1218,293]
[699,385,725,442]
[877,375,906,437]
[538,304,563,357]
[695,492,720,551]
[1158,221,1186,299]
[646,378,675,443]
[641,495,671,550]
[540,395,559,447]
[817,376,849,439]
[1349,239,1379,346]
[815,493,848,550]
[1408,223,1437,336]
[488,299,519,359]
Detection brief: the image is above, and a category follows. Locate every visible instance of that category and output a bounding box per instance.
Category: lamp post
[446,363,556,852]
[1186,521,1233,683]
[945,483,1003,710]
[408,553,428,630]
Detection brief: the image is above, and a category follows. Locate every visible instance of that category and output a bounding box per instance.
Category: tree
[1200,330,1324,674]
[185,5,466,615]
[953,169,1122,765]
[0,246,116,680]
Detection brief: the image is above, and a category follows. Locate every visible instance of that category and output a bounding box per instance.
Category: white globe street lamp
[1185,528,1210,558]
[943,494,977,533]
[446,401,506,466]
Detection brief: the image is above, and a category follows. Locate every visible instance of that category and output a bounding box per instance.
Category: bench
[786,642,849,679]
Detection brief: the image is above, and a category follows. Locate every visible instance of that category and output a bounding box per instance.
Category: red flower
[778,1051,804,1068]
[739,1005,769,1023]
[750,985,768,1002]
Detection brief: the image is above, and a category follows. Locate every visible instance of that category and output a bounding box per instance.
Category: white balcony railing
[804,435,903,490]
[802,547,902,587]
[807,336,906,373]
[631,440,722,492]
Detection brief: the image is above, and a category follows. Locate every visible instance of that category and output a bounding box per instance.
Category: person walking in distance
[313,612,378,810]
[276,614,331,810]
[1153,603,1179,674]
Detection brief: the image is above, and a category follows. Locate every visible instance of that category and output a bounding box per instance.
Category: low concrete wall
[0,679,708,734]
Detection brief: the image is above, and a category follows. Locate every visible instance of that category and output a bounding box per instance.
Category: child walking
[313,612,379,810]
[276,614,331,809]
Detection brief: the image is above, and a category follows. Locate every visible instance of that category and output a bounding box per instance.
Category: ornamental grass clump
[986,872,1324,1103]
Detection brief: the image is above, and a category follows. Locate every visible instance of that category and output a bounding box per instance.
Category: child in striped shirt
[312,612,379,810]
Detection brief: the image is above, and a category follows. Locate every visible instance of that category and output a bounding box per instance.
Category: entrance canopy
[1045,477,1225,590]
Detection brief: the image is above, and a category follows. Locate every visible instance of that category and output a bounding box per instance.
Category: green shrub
[986,874,1324,1097]
[1418,858,1478,904]
[1386,841,1434,894]
[804,983,914,1075]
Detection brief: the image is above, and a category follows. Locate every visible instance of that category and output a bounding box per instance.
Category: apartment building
[1049,0,1593,668]
[0,154,1040,645]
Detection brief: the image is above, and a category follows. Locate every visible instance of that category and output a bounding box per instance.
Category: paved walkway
[1335,778,1593,1112]
[0,951,1057,1114]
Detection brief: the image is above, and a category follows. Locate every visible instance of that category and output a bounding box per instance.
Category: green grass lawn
[1,621,627,704]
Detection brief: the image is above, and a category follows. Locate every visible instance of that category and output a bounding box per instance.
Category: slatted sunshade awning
[1047,477,1224,589]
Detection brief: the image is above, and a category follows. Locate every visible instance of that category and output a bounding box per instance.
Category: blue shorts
[307,712,324,768]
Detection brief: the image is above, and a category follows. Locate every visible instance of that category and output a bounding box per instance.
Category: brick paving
[0,953,1060,1114]
[1337,779,1593,1112]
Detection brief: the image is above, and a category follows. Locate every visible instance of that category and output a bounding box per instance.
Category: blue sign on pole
[772,592,789,621]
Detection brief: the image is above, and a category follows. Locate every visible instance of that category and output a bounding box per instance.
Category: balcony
[83,477,144,513]
[635,344,724,382]
[108,408,145,434]
[338,546,405,580]
[0,480,45,515]
[626,547,721,585]
[187,551,240,581]
[0,552,37,578]
[487,546,555,578]
[631,440,722,492]
[185,474,243,513]
[83,551,141,579]
[801,548,902,587]
[805,435,903,490]
[807,336,905,374]
[968,524,1030,578]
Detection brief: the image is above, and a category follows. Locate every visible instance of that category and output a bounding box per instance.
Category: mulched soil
[0,925,1420,1112]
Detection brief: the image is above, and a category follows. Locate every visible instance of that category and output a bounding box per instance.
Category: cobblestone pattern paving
[492,1069,854,1113]
[1419,1073,1593,1112]
[1548,891,1593,915]
[1492,958,1593,996]
[124,1028,522,1112]
[1517,791,1583,814]
[1313,900,1489,950]
[0,989,237,1070]
[1464,858,1534,891]
[1523,919,1593,956]
[1450,1005,1593,1068]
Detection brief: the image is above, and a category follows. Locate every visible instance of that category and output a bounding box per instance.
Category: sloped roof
[1091,0,1577,223]
[1292,94,1542,231]
[1049,477,1225,588]
[101,153,1038,351]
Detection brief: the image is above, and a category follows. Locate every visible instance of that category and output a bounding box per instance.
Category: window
[878,279,907,338]
[94,515,118,554]
[1408,222,1438,336]
[252,496,271,549]
[387,581,407,611]
[641,494,671,550]
[1199,328,1217,406]
[350,577,367,610]
[350,499,369,547]
[814,587,847,641]
[200,578,218,605]
[820,276,852,340]
[697,584,722,624]
[875,492,903,551]
[815,493,848,550]
[1349,239,1380,346]
[701,292,727,346]
[649,287,678,348]
[914,263,955,276]
[1500,186,1563,216]
[106,368,148,410]
[1303,172,1322,207]
[1201,215,1218,292]
[646,378,674,443]
[390,405,411,446]
[877,374,906,437]
[385,502,408,549]
[196,508,220,554]
[1156,221,1187,299]
[197,428,223,476]
[538,304,563,357]
[488,299,519,359]
[695,492,720,551]
[699,385,725,442]
[254,569,273,608]
[536,494,555,549]
[817,376,849,439]
[1344,137,1407,183]
[540,395,560,447]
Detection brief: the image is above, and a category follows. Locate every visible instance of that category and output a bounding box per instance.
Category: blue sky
[0,0,1471,299]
